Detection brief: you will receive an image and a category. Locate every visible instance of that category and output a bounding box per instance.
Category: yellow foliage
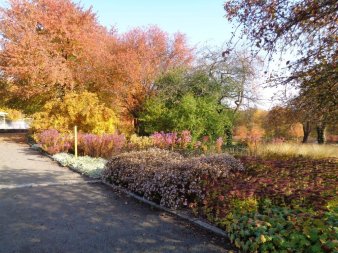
[234,125,248,141]
[252,109,268,126]
[229,197,258,214]
[128,134,154,150]
[0,107,24,120]
[31,92,119,134]
[289,123,303,139]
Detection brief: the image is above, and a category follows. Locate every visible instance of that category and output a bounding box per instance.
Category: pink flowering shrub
[36,128,227,159]
[103,148,244,209]
[35,129,72,154]
[78,133,126,158]
[179,130,193,148]
[36,129,126,158]
[150,131,192,150]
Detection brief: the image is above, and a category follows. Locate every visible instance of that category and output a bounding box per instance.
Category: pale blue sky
[77,1,283,109]
[79,0,232,47]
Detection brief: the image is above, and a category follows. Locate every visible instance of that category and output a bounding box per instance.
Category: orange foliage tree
[234,125,248,141]
[289,123,304,141]
[108,26,193,127]
[0,0,112,111]
[234,124,264,145]
[0,1,193,131]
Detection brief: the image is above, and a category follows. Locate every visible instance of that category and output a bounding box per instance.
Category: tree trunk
[133,118,140,135]
[316,123,326,144]
[302,121,311,143]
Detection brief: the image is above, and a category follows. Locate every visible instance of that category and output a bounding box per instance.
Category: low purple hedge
[102,148,244,208]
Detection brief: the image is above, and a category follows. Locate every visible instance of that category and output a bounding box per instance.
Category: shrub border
[29,145,230,240]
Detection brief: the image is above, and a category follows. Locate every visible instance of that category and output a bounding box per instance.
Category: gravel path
[0,134,234,253]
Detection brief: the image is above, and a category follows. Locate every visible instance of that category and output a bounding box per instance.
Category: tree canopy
[0,0,109,103]
[224,0,337,78]
[224,0,338,142]
[0,0,193,126]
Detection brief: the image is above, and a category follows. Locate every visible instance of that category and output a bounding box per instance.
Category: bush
[139,94,231,140]
[102,147,337,252]
[127,134,154,150]
[196,156,338,252]
[35,129,72,154]
[53,153,107,179]
[77,133,126,158]
[103,149,244,208]
[200,156,338,221]
[31,92,119,134]
[151,130,192,150]
[36,129,126,158]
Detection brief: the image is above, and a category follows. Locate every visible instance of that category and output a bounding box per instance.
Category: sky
[78,0,287,109]
[79,0,232,47]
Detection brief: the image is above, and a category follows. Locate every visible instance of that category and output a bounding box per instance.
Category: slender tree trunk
[316,123,326,144]
[132,117,140,135]
[302,121,311,143]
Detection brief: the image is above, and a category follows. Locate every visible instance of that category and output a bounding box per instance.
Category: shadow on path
[0,134,235,252]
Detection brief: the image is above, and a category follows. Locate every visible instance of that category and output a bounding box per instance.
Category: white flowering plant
[53,153,107,179]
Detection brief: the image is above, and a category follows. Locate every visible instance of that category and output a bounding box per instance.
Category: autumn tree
[31,91,119,134]
[224,0,338,141]
[107,27,193,129]
[224,0,337,81]
[233,108,268,146]
[289,88,337,144]
[263,107,290,138]
[263,106,305,141]
[289,123,303,142]
[233,109,266,148]
[0,0,111,113]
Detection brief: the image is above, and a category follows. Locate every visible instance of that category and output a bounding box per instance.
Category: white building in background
[0,112,8,128]
[0,111,30,129]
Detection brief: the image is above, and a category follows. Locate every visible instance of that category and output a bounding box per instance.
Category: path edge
[29,145,230,240]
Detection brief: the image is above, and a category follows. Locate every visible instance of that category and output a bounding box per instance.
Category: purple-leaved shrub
[103,148,244,209]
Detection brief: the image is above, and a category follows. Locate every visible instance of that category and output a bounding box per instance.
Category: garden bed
[34,131,338,252]
[103,149,338,253]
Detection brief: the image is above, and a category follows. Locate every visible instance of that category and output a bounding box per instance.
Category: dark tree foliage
[224,0,338,143]
[225,0,337,76]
